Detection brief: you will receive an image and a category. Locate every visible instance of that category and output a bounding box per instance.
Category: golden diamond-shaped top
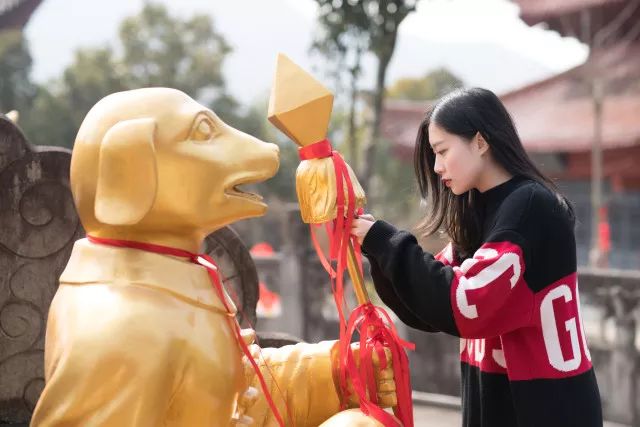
[268,53,334,146]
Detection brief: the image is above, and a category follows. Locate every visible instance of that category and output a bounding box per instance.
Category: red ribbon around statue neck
[86,235,288,427]
[299,139,415,427]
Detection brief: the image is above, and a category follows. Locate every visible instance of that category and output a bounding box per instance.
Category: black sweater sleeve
[365,253,440,332]
[362,220,534,338]
[362,220,460,335]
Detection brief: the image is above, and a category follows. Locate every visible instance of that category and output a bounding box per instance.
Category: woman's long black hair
[414,87,573,260]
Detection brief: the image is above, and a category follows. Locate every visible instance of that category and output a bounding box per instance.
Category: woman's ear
[474,132,489,155]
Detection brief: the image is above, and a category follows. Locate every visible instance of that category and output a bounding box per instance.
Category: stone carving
[0,116,82,423]
[204,226,259,328]
[597,282,640,425]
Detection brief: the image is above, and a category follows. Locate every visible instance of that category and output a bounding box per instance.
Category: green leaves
[0,30,35,113]
[119,3,230,95]
[387,68,464,101]
[11,3,235,148]
[310,0,420,193]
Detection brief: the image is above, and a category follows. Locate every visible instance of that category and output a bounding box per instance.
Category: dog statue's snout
[252,139,280,171]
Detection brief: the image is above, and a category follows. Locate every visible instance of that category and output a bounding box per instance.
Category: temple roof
[512,0,638,45]
[380,42,640,155]
[500,42,640,152]
[0,0,42,30]
[514,0,625,24]
[380,99,429,158]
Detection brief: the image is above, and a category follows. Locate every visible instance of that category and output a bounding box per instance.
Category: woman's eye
[438,150,447,156]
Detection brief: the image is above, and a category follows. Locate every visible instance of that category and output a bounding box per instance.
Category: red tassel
[340,303,415,426]
[300,139,415,427]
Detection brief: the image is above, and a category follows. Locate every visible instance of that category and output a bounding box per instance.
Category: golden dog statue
[30,88,394,426]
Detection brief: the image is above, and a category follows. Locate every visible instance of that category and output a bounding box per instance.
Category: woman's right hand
[351,213,376,245]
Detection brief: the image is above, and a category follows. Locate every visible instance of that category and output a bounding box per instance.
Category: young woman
[351,88,602,427]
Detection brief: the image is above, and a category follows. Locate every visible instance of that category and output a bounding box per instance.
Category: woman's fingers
[357,213,375,221]
[350,217,375,244]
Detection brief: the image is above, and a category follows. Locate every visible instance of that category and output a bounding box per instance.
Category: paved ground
[1,407,630,426]
[414,404,461,426]
[412,404,630,427]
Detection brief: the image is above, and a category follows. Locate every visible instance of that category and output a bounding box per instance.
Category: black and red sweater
[362,176,602,427]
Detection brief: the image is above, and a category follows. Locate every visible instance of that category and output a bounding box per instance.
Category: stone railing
[578,267,640,426]
[0,116,81,424]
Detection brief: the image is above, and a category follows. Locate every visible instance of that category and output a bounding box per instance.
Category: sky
[24,0,589,105]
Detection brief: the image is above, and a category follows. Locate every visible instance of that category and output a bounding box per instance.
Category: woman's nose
[434,157,444,174]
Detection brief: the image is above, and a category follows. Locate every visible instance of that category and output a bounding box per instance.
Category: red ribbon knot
[299,138,333,160]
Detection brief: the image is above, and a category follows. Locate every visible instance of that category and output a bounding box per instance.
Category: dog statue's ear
[95,118,158,225]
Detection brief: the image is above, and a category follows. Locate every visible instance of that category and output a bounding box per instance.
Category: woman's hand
[351,213,376,245]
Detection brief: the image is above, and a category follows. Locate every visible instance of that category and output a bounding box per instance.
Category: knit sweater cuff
[361,220,398,258]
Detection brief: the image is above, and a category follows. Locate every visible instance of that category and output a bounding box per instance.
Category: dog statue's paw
[231,413,254,426]
[232,385,258,425]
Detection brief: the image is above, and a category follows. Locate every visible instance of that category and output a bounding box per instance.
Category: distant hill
[386,35,555,94]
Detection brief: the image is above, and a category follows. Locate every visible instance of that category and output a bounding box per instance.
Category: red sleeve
[362,221,534,337]
[450,236,534,338]
[434,242,459,267]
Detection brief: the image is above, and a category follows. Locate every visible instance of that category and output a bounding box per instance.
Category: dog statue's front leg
[238,331,396,427]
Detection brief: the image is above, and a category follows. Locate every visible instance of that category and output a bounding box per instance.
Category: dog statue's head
[71,88,279,244]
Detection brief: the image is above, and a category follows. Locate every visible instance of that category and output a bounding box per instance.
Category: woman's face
[428,122,484,195]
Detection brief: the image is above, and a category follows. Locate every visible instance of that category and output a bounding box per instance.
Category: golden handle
[346,240,369,305]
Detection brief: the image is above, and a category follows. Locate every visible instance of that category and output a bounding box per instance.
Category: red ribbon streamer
[342,303,415,426]
[299,139,415,427]
[86,235,288,427]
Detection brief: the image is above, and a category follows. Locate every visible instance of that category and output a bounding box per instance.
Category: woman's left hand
[351,213,376,245]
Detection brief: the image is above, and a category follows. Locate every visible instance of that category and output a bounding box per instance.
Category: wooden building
[0,0,42,30]
[380,0,640,268]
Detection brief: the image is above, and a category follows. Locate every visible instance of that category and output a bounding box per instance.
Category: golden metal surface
[320,409,386,426]
[268,53,333,146]
[31,88,386,426]
[31,239,245,426]
[71,88,279,253]
[347,240,370,305]
[268,55,369,304]
[268,54,366,224]
[295,157,366,224]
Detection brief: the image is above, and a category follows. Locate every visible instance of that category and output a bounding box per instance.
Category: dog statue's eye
[192,120,214,141]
